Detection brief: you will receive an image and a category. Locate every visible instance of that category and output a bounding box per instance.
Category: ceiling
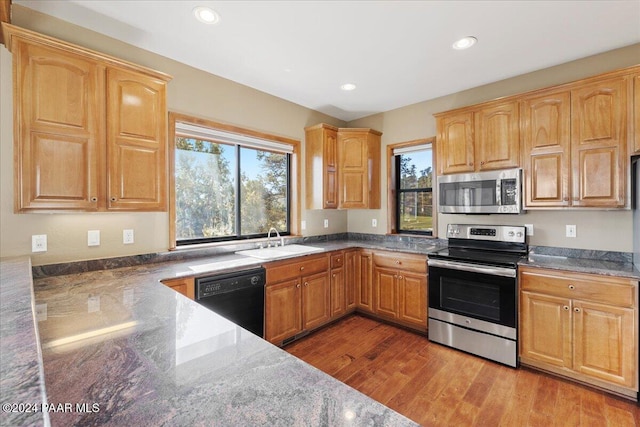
[14,0,640,121]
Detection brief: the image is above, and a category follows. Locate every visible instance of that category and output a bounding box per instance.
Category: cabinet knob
[304,282,308,287]
[296,283,300,288]
[398,275,403,280]
[563,306,570,311]
[300,266,305,271]
[574,307,580,313]
[395,260,400,265]
[568,284,575,290]
[332,274,336,278]
[110,197,117,202]
[90,197,98,202]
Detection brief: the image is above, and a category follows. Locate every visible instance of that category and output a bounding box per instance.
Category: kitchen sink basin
[236,244,323,260]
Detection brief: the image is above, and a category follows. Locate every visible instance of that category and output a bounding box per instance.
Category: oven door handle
[427,259,516,278]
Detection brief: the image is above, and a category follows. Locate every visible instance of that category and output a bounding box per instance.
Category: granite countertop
[8,242,426,427]
[519,250,640,279]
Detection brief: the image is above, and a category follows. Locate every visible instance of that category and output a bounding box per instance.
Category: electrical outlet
[88,230,100,246]
[566,225,577,238]
[323,219,329,228]
[31,234,47,252]
[35,303,48,322]
[123,229,134,244]
[372,219,377,227]
[524,224,534,236]
[301,220,306,230]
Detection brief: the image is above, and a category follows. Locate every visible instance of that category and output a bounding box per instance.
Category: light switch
[323,219,329,228]
[88,230,100,246]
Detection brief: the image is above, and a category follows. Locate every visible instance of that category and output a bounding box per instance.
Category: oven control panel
[447,224,525,243]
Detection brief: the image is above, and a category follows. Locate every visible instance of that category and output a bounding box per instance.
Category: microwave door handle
[496,179,501,205]
[428,259,516,278]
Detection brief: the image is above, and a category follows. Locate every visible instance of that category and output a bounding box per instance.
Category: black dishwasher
[195,267,266,338]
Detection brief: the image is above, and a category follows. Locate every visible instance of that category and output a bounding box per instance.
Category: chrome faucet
[267,227,284,248]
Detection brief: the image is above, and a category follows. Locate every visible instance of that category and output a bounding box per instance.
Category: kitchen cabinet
[264,253,330,344]
[571,76,629,208]
[161,277,195,300]
[436,101,519,175]
[4,24,171,212]
[519,266,638,398]
[337,128,382,209]
[355,249,375,313]
[372,251,427,331]
[634,72,640,154]
[305,124,339,209]
[330,251,346,319]
[344,249,358,311]
[521,90,571,207]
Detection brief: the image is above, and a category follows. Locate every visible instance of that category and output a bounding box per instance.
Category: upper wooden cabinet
[521,90,572,207]
[571,76,629,207]
[3,24,172,212]
[337,128,382,209]
[305,124,338,209]
[634,73,640,154]
[436,100,519,175]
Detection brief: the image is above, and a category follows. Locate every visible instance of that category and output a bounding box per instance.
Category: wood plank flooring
[284,315,640,426]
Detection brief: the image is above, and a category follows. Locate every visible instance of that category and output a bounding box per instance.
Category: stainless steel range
[427,224,527,367]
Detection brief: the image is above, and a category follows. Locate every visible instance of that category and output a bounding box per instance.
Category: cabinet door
[357,250,374,313]
[344,250,357,310]
[436,112,475,174]
[398,272,427,329]
[106,67,167,210]
[304,125,338,209]
[474,100,520,171]
[338,131,368,208]
[302,271,331,330]
[265,279,302,344]
[520,291,572,369]
[571,77,628,207]
[573,300,636,388]
[323,129,339,208]
[374,266,398,319]
[14,40,101,211]
[330,267,346,319]
[521,91,571,207]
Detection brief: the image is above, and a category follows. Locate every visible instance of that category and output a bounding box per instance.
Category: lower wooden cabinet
[161,277,195,300]
[372,250,428,331]
[519,266,638,398]
[264,253,330,344]
[356,250,374,313]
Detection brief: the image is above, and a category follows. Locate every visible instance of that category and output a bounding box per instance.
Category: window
[170,115,298,247]
[388,139,435,236]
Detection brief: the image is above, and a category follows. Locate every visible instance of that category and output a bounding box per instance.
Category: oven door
[428,259,516,331]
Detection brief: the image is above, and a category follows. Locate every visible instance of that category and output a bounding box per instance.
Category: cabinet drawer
[373,251,427,273]
[331,252,344,268]
[266,254,329,283]
[520,267,636,307]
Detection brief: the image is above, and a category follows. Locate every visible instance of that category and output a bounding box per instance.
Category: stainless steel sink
[236,244,323,260]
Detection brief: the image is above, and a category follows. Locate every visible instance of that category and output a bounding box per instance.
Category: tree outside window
[395,148,433,235]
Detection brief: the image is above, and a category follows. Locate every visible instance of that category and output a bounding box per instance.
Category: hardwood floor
[284,315,640,426]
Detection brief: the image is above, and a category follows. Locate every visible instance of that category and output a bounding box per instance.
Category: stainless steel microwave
[438,168,523,214]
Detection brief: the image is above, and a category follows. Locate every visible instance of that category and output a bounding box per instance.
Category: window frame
[386,138,437,237]
[168,112,301,249]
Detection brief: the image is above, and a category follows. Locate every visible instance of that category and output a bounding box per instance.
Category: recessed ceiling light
[341,83,357,91]
[452,36,477,50]
[193,6,220,24]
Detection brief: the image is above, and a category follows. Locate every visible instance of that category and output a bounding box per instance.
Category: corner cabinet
[519,266,638,399]
[305,124,339,209]
[634,72,640,155]
[3,24,171,212]
[338,128,381,209]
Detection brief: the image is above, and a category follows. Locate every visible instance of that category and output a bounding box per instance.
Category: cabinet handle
[568,284,575,290]
[563,306,570,311]
[337,259,341,263]
[395,260,400,265]
[398,275,403,279]
[304,282,308,287]
[300,266,305,271]
[296,283,300,288]
[332,274,336,278]
[574,307,580,313]
[90,197,98,202]
[110,197,117,202]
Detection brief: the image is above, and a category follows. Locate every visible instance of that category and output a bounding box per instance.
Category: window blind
[175,122,294,154]
[392,143,432,156]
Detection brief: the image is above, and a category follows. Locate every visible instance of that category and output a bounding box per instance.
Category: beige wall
[1,5,639,266]
[348,44,640,252]
[0,6,346,265]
